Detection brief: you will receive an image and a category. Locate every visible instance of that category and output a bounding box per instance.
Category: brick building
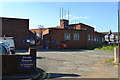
[102,30,120,43]
[1,17,31,49]
[30,19,105,49]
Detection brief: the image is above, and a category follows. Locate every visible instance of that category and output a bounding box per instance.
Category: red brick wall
[67,23,94,32]
[49,29,87,49]
[68,24,80,30]
[43,28,104,49]
[80,23,94,32]
[30,28,49,38]
[43,29,49,35]
[2,17,30,49]
[86,31,104,47]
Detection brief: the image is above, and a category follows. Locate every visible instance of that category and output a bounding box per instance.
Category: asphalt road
[36,49,118,79]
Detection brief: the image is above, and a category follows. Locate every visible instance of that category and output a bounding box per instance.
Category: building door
[99,36,102,45]
[44,39,48,49]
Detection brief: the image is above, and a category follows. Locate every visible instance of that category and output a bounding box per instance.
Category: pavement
[1,68,44,80]
[36,49,118,79]
[2,68,44,80]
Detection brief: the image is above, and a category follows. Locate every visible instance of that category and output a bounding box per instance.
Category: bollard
[114,46,119,63]
[29,48,36,55]
[29,48,36,68]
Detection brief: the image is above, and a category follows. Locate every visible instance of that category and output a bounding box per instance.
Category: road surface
[36,49,118,79]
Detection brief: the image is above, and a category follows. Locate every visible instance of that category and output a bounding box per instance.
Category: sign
[67,27,71,29]
[21,40,26,44]
[30,36,33,40]
[51,40,56,44]
[26,40,30,42]
[19,55,35,70]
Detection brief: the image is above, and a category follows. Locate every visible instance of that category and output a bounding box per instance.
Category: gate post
[114,46,120,63]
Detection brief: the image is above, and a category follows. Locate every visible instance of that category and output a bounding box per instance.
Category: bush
[106,58,114,63]
[94,44,118,52]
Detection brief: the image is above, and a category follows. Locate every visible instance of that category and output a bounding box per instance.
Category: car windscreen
[0,44,6,55]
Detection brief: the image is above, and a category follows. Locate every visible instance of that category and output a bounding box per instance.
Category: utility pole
[118,2,120,47]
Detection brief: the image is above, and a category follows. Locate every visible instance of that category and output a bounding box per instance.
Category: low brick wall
[2,48,36,74]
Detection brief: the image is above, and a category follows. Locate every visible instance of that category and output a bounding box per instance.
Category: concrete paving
[36,49,118,79]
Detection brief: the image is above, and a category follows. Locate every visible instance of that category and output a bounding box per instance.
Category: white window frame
[102,37,104,42]
[74,33,79,40]
[91,35,93,41]
[65,33,70,40]
[97,36,98,42]
[88,34,90,41]
[36,33,40,37]
[94,35,96,41]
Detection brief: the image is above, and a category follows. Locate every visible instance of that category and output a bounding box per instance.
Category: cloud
[72,16,89,19]
[64,14,72,18]
[63,15,89,20]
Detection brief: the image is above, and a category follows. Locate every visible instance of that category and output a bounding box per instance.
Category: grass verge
[94,44,118,52]
[106,58,114,63]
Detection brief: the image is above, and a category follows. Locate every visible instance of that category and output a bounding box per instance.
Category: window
[91,35,93,41]
[88,34,90,41]
[97,36,98,42]
[74,33,79,40]
[110,34,114,42]
[102,37,104,42]
[115,35,118,38]
[94,35,96,41]
[65,33,70,40]
[36,33,39,40]
[105,35,108,38]
[36,33,40,37]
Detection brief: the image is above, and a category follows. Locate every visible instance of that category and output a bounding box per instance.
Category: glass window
[88,34,90,41]
[91,35,93,41]
[102,37,104,42]
[74,33,79,40]
[97,36,98,42]
[105,35,108,37]
[115,35,118,38]
[110,34,114,42]
[65,33,70,40]
[36,33,40,37]
[105,39,109,42]
[94,35,96,41]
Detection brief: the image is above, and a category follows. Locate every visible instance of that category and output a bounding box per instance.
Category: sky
[1,2,118,32]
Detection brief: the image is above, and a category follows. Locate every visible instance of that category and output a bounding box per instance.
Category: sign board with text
[18,55,35,70]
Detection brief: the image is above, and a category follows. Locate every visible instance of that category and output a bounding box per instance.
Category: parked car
[0,37,15,54]
[60,42,68,49]
[0,43,11,55]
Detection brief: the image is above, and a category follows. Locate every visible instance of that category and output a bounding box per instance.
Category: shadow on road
[37,49,86,52]
[44,73,80,79]
[15,49,87,53]
[36,57,45,59]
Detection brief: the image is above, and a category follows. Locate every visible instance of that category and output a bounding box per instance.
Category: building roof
[68,23,94,29]
[49,27,86,31]
[101,32,118,35]
[0,17,29,20]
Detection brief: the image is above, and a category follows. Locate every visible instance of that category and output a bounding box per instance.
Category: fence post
[114,46,119,63]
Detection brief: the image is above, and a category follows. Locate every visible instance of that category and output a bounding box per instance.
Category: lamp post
[118,2,120,47]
